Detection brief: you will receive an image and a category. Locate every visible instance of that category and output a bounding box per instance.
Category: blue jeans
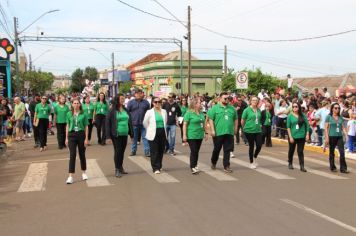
[132,125,149,155]
[348,135,355,152]
[317,127,324,146]
[166,124,176,151]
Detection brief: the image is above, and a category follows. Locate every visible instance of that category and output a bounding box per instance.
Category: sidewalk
[272,137,356,160]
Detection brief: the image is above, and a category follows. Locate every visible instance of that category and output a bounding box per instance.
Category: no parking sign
[236,72,248,89]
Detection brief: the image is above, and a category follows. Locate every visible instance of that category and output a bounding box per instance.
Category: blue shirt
[126,99,150,126]
[315,107,330,129]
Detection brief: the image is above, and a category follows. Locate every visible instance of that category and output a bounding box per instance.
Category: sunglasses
[334,107,340,110]
[153,101,162,104]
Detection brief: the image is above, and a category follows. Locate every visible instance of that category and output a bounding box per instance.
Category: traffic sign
[236,72,248,89]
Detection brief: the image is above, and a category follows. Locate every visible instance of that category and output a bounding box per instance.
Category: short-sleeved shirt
[54,104,70,124]
[82,102,94,120]
[241,107,262,133]
[326,115,344,137]
[14,102,25,120]
[155,111,164,128]
[35,103,51,119]
[184,110,205,139]
[207,103,237,136]
[264,111,272,126]
[180,106,188,117]
[315,107,330,129]
[287,113,309,139]
[116,110,129,136]
[95,102,109,115]
[66,112,88,132]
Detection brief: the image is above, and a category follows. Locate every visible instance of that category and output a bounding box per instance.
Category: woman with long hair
[65,98,89,184]
[82,95,95,145]
[179,97,188,145]
[261,102,273,147]
[286,102,310,172]
[106,94,133,178]
[33,96,51,152]
[183,98,207,174]
[93,92,108,145]
[54,94,69,149]
[325,103,349,173]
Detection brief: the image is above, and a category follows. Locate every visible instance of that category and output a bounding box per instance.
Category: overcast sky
[2,0,356,78]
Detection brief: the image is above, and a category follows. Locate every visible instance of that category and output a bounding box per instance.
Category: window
[192,83,205,91]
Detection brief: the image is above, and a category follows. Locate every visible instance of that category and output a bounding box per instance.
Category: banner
[236,72,248,89]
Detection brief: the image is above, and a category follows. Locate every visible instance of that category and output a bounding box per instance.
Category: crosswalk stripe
[229,158,295,180]
[174,155,238,181]
[18,163,48,192]
[128,156,180,183]
[86,159,111,187]
[259,155,348,180]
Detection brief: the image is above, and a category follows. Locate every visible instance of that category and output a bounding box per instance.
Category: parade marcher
[34,96,51,152]
[241,96,263,169]
[53,94,69,149]
[82,95,95,145]
[325,103,349,173]
[179,97,188,145]
[106,94,134,178]
[286,102,310,172]
[183,98,207,174]
[261,102,273,147]
[143,97,167,174]
[235,95,248,145]
[208,92,238,173]
[12,97,26,141]
[93,92,109,145]
[127,89,150,157]
[65,98,89,184]
[162,93,182,156]
[29,94,41,147]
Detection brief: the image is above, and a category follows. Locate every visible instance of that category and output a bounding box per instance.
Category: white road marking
[174,155,237,181]
[10,158,69,165]
[128,156,180,183]
[18,163,48,192]
[86,159,111,187]
[259,155,348,180]
[281,198,356,233]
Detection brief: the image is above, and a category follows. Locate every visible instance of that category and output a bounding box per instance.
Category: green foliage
[84,67,98,82]
[19,70,55,95]
[70,68,85,92]
[55,87,70,95]
[118,81,133,94]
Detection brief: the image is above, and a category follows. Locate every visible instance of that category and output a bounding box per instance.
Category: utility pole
[111,52,115,97]
[187,6,192,97]
[14,17,20,96]
[29,54,32,71]
[224,45,227,76]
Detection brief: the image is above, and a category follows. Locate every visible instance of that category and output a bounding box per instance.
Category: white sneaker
[82,173,88,180]
[195,166,200,171]
[230,152,235,158]
[66,176,74,184]
[154,170,161,174]
[254,160,258,167]
[250,163,257,169]
[191,167,199,174]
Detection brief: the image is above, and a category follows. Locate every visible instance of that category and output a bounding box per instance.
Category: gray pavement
[1,130,356,236]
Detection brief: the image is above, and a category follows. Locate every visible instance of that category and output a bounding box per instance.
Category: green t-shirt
[54,104,70,124]
[287,113,310,139]
[35,103,51,119]
[264,111,272,126]
[116,110,129,136]
[14,102,25,120]
[155,111,164,128]
[184,110,205,139]
[326,115,344,137]
[82,103,94,120]
[66,112,89,132]
[95,102,109,115]
[207,103,237,136]
[241,107,262,134]
[180,106,188,117]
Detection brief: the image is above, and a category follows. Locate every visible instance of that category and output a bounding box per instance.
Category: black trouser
[88,119,93,141]
[38,118,49,148]
[278,117,287,138]
[95,114,106,144]
[32,116,39,145]
[149,128,166,172]
[329,136,347,171]
[288,138,305,166]
[245,132,262,163]
[211,134,233,168]
[68,131,86,173]
[262,125,272,147]
[179,123,184,142]
[56,123,66,149]
[236,120,247,144]
[275,117,280,137]
[112,136,128,170]
[187,139,203,169]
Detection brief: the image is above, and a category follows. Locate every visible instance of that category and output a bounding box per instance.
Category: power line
[151,0,186,28]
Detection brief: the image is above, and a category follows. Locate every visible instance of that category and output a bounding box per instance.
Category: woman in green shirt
[33,96,51,152]
[106,94,133,178]
[241,96,263,169]
[93,92,108,145]
[82,95,94,145]
[325,103,348,173]
[183,98,208,174]
[65,98,89,184]
[261,102,273,147]
[54,94,69,149]
[286,102,310,172]
[179,98,188,145]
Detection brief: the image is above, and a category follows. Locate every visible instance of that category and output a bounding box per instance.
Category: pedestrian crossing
[12,151,353,193]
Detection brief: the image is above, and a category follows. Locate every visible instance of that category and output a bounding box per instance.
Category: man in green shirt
[208,92,238,173]
[12,97,26,141]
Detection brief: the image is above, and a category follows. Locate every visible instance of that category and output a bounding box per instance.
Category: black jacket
[105,107,134,139]
[261,110,273,126]
[162,102,182,125]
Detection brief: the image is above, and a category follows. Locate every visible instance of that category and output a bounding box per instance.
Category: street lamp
[30,49,52,71]
[14,9,60,95]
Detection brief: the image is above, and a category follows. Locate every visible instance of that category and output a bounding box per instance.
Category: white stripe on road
[174,155,237,181]
[259,155,348,180]
[18,163,48,192]
[86,159,111,187]
[281,199,356,233]
[128,156,180,183]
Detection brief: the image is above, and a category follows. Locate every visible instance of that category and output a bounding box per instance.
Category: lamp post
[30,49,52,71]
[14,9,59,95]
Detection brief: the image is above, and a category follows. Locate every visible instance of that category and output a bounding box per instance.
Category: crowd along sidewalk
[272,137,356,161]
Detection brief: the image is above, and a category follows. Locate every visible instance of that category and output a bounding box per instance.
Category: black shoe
[145,153,151,158]
[119,168,128,174]
[288,164,294,170]
[34,144,39,148]
[115,169,122,178]
[340,170,350,174]
[211,164,216,170]
[169,150,176,156]
[330,168,337,172]
[300,166,307,172]
[130,152,136,156]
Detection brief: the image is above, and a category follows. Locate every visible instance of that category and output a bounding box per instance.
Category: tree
[84,67,98,82]
[118,81,133,94]
[70,68,85,92]
[20,70,55,95]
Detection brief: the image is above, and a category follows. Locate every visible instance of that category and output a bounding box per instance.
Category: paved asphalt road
[0,130,356,236]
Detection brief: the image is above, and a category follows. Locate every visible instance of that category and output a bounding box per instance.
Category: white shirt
[347,120,356,136]
[277,106,288,118]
